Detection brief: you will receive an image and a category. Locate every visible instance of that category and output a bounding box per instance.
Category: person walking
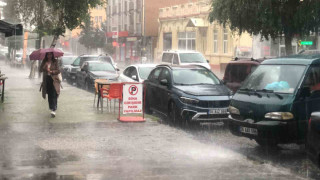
[40,52,61,117]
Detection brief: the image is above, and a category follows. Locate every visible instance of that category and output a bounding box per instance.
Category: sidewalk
[0,60,118,123]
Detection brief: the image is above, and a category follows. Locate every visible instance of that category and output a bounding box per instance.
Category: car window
[159,68,171,84]
[99,56,112,64]
[73,57,81,66]
[124,67,132,77]
[226,64,250,83]
[138,67,155,80]
[173,54,179,64]
[149,68,162,83]
[303,65,320,92]
[162,53,173,63]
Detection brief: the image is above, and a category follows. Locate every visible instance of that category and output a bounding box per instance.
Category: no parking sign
[122,83,143,114]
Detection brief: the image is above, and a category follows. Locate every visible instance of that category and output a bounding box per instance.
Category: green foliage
[45,0,102,36]
[209,0,320,55]
[79,17,106,50]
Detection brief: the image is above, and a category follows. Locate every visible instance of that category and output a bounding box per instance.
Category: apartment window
[125,1,127,12]
[136,12,141,23]
[178,32,196,50]
[213,29,218,53]
[95,16,98,23]
[223,28,228,54]
[99,16,102,23]
[163,33,172,51]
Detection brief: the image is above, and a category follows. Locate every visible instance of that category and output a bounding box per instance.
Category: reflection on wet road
[0,62,319,179]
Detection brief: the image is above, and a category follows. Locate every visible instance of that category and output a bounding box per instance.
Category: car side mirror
[300,86,311,98]
[206,59,209,63]
[160,79,168,86]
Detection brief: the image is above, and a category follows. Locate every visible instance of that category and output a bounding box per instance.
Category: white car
[161,50,211,70]
[119,64,157,82]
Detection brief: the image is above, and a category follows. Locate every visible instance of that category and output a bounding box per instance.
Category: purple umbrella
[29,48,64,60]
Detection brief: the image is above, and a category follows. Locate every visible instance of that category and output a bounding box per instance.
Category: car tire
[168,102,181,125]
[85,80,90,91]
[144,94,153,115]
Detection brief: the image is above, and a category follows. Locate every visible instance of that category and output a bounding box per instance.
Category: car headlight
[180,97,199,105]
[265,112,294,120]
[228,106,240,115]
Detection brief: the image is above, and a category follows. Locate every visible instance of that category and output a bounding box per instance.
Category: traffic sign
[300,41,313,45]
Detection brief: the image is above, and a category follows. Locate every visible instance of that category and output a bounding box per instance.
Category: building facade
[156,0,253,75]
[106,0,195,63]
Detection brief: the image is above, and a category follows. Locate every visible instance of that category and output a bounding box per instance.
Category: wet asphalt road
[0,61,320,180]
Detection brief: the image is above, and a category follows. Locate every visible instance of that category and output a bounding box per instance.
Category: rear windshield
[179,53,206,63]
[224,64,257,83]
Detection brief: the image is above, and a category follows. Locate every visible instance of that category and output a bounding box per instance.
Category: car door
[157,67,172,114]
[79,63,88,86]
[146,67,163,111]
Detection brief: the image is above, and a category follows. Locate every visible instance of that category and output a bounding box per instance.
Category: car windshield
[173,68,220,85]
[62,57,76,65]
[138,67,154,80]
[89,63,115,72]
[99,56,113,64]
[179,53,207,63]
[241,65,306,93]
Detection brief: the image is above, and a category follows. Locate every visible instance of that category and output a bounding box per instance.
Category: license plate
[239,126,258,135]
[208,108,228,114]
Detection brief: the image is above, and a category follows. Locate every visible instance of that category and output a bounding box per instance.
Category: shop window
[163,33,172,51]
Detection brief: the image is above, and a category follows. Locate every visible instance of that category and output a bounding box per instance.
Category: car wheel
[144,93,153,115]
[85,80,90,91]
[168,102,181,125]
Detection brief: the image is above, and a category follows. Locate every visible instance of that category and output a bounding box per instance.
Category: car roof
[80,55,99,57]
[128,64,158,68]
[227,59,261,65]
[262,54,320,65]
[87,61,107,64]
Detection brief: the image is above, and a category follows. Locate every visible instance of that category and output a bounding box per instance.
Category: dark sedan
[66,55,99,84]
[307,112,320,167]
[76,61,119,90]
[144,64,232,125]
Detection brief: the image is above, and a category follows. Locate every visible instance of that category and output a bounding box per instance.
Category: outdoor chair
[93,79,110,108]
[100,83,123,112]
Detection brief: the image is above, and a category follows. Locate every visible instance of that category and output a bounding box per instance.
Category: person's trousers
[46,75,57,111]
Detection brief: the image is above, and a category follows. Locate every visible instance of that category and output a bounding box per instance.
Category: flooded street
[0,61,319,179]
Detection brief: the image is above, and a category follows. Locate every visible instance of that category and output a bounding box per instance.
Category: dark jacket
[40,59,61,99]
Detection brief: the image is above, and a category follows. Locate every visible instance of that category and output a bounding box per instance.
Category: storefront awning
[186,18,207,27]
[0,20,23,37]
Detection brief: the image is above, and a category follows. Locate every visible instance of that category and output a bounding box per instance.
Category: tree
[209,0,320,55]
[45,0,102,47]
[79,17,106,53]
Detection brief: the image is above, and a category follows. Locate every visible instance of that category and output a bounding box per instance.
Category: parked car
[60,56,77,80]
[119,64,157,82]
[161,50,211,70]
[76,61,119,90]
[144,64,232,125]
[228,54,320,147]
[307,112,320,167]
[65,55,99,84]
[98,54,118,69]
[223,58,262,93]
